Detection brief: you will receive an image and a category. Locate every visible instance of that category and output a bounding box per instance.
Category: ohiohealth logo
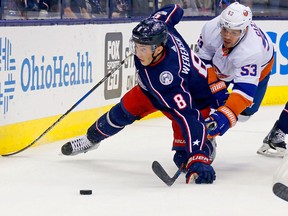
[0,37,16,115]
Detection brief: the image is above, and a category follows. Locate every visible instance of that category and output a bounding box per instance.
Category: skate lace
[70,137,92,152]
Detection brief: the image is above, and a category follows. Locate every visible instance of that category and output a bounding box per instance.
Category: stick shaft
[2,54,132,157]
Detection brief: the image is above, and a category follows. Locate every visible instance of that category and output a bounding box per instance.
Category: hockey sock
[87,103,138,143]
[277,102,288,134]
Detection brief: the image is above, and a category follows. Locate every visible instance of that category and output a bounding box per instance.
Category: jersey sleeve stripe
[260,56,274,82]
[164,4,179,24]
[233,82,257,99]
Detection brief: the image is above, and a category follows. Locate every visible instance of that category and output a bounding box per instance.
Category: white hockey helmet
[219,2,252,35]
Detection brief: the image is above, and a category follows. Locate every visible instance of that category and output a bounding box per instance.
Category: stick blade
[152,161,175,186]
[273,182,288,202]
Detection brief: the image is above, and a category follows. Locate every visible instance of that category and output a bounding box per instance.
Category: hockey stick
[2,53,133,157]
[152,161,184,186]
[152,127,215,186]
[273,182,288,202]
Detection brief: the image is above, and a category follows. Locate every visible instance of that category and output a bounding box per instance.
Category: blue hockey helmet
[132,18,168,46]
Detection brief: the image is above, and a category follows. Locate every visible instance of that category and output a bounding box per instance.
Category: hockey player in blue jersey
[61,4,216,184]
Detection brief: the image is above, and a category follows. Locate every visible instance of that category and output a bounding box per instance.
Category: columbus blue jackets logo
[159,71,173,85]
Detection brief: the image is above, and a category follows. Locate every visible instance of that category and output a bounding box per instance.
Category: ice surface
[1,105,288,216]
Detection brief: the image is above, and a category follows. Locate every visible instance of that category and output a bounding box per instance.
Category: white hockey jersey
[196,16,274,116]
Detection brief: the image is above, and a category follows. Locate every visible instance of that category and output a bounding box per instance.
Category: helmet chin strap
[149,45,164,65]
[232,28,248,48]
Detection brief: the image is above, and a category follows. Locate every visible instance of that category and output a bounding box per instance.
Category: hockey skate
[257,121,287,158]
[61,135,100,156]
[208,137,217,163]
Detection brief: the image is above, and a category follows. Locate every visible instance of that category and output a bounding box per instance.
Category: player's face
[134,43,154,66]
[220,27,241,48]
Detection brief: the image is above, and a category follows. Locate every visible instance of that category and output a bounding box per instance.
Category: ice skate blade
[257,149,284,158]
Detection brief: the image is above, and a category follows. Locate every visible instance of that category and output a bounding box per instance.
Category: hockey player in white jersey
[196,2,274,138]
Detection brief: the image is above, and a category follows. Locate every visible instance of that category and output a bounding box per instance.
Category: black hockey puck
[80,190,92,195]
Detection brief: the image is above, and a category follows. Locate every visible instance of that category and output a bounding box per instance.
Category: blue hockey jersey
[134,4,213,154]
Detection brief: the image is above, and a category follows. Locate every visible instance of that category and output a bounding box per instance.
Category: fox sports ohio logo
[159,71,173,85]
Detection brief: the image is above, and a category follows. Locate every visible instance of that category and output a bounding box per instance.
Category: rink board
[0,20,287,154]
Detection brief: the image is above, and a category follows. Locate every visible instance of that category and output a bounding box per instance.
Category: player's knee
[239,109,254,122]
[110,102,139,126]
[239,105,258,122]
[173,150,187,168]
[238,114,251,122]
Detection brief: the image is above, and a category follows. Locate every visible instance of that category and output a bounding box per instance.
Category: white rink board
[0,20,287,126]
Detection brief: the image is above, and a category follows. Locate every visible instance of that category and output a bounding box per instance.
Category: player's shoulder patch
[159,71,173,85]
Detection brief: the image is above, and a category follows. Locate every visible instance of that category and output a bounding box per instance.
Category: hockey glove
[173,150,188,171]
[185,152,216,184]
[207,67,229,109]
[205,106,237,137]
[210,81,229,109]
